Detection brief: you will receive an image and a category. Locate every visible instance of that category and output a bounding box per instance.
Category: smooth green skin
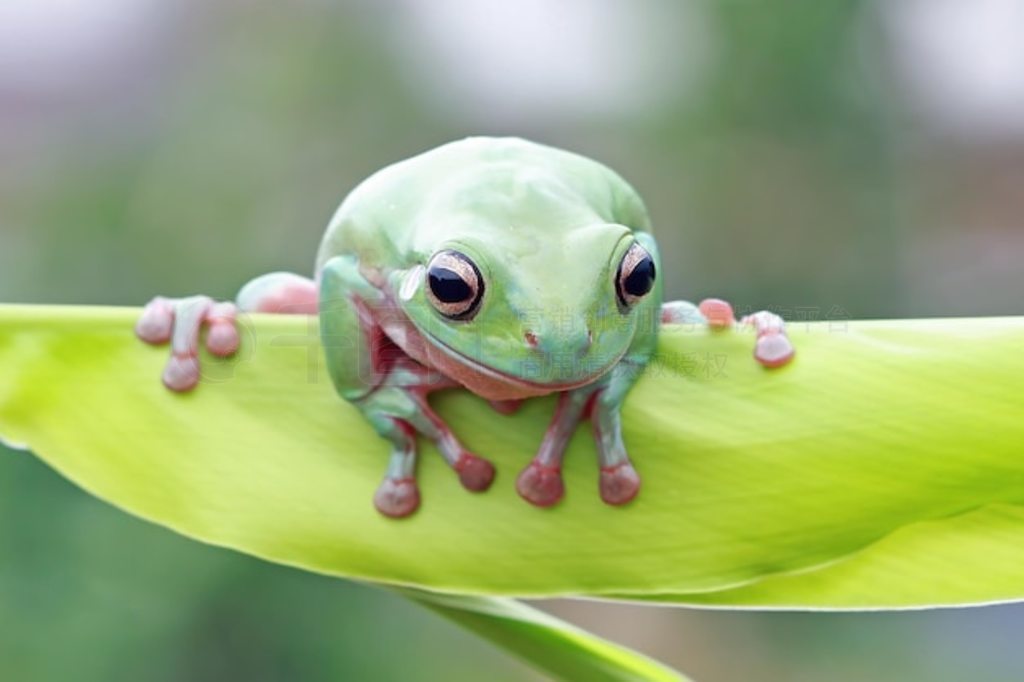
[314,138,661,489]
[315,137,656,388]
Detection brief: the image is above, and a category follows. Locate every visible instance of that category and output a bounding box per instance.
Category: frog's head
[395,222,661,400]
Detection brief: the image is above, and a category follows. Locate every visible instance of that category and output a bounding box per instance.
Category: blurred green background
[2,1,1023,680]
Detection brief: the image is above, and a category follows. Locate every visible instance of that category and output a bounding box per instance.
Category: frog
[136,137,794,518]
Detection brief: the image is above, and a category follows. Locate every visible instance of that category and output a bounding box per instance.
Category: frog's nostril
[576,328,594,358]
[524,330,539,348]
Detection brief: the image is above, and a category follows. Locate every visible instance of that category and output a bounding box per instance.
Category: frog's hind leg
[515,391,591,507]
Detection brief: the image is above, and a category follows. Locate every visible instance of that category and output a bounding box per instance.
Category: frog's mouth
[424,330,623,393]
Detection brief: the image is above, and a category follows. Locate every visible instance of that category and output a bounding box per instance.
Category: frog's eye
[425,250,484,320]
[616,242,656,308]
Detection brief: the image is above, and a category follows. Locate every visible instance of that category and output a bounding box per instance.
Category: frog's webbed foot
[515,392,580,507]
[598,461,641,506]
[136,296,240,392]
[374,477,421,519]
[516,461,565,507]
[138,273,317,392]
[740,309,795,368]
[364,385,495,518]
[662,298,795,368]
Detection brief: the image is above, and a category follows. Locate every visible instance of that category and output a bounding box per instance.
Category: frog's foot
[741,310,795,368]
[599,462,641,506]
[374,477,421,518]
[373,418,423,518]
[516,461,565,507]
[136,296,240,392]
[695,299,795,368]
[454,452,496,491]
[697,297,736,329]
[372,444,493,519]
[138,274,317,393]
[363,385,496,518]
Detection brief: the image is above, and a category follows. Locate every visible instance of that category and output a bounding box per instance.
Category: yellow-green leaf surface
[2,305,1024,610]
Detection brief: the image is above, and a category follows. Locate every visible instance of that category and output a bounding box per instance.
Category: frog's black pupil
[624,257,655,297]
[429,267,472,303]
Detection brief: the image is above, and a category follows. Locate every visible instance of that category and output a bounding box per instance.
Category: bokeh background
[2,1,1023,680]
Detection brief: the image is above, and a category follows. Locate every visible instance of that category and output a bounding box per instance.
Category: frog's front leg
[515,390,591,507]
[137,272,318,391]
[319,255,495,518]
[516,359,644,508]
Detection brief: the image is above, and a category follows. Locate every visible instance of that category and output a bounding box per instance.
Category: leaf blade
[407,591,687,681]
[2,305,1024,605]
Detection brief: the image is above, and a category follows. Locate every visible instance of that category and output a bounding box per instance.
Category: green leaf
[406,591,686,681]
[1,305,1023,611]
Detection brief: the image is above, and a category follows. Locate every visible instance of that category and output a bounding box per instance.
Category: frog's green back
[314,137,651,273]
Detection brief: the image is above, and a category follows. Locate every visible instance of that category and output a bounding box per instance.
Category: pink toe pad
[754,332,795,368]
[454,453,496,492]
[206,321,240,357]
[136,304,173,344]
[374,478,421,518]
[698,298,736,329]
[599,463,641,506]
[162,354,201,392]
[516,462,565,507]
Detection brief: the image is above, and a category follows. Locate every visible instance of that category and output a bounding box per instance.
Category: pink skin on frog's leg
[488,399,524,415]
[407,387,496,493]
[516,388,641,508]
[354,312,495,517]
[373,418,421,518]
[515,391,589,507]
[136,274,318,392]
[590,391,641,505]
[369,383,495,518]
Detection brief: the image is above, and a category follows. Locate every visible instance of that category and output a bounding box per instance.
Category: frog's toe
[162,354,201,392]
[698,298,736,329]
[454,453,495,492]
[136,297,174,344]
[754,332,795,368]
[516,462,564,507]
[374,477,421,518]
[205,302,240,357]
[599,462,640,506]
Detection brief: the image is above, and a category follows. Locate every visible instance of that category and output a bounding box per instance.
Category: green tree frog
[136,137,794,518]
